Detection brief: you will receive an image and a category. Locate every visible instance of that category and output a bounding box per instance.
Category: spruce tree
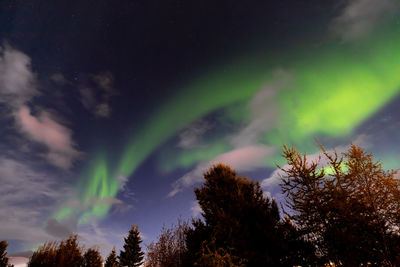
[119,225,144,267]
[83,247,103,267]
[56,235,84,267]
[105,247,119,267]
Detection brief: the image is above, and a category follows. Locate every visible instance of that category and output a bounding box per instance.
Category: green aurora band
[56,25,400,222]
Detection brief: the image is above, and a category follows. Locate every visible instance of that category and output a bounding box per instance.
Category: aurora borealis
[1,0,400,259]
[60,20,400,221]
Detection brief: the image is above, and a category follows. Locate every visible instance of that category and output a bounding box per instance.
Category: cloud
[8,257,29,267]
[50,73,67,85]
[0,153,126,253]
[77,220,124,257]
[94,103,111,118]
[169,71,288,197]
[79,71,116,118]
[0,43,37,108]
[93,71,114,92]
[0,43,81,169]
[330,0,399,42]
[178,119,212,149]
[190,201,202,217]
[169,145,275,197]
[45,219,73,239]
[230,70,289,147]
[0,156,71,244]
[15,105,81,169]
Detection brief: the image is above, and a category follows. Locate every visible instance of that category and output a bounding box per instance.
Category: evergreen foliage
[28,242,58,267]
[185,164,314,267]
[119,225,145,267]
[105,247,119,267]
[83,247,103,267]
[28,236,84,267]
[56,235,84,267]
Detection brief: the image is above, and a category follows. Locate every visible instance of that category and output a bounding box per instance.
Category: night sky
[1,0,400,259]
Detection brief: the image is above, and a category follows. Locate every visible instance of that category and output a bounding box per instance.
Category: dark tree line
[25,224,144,267]
[145,144,400,266]
[3,144,400,266]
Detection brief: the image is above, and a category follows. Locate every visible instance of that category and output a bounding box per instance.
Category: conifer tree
[56,235,84,267]
[119,225,144,267]
[105,247,119,267]
[280,144,400,266]
[83,247,103,267]
[185,164,313,267]
[28,241,58,267]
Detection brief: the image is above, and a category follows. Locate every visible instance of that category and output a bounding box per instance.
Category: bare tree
[144,219,189,267]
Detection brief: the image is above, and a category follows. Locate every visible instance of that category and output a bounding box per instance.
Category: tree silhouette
[105,247,119,267]
[195,238,245,267]
[280,144,400,266]
[185,164,311,267]
[56,235,84,267]
[144,219,189,267]
[83,247,103,267]
[119,225,144,267]
[28,242,58,267]
[0,241,12,267]
[28,235,84,267]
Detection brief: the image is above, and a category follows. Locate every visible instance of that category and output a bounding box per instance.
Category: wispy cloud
[190,201,202,217]
[230,70,288,147]
[330,0,399,42]
[79,71,117,118]
[0,43,37,108]
[168,145,275,197]
[77,220,125,257]
[178,119,213,149]
[0,155,71,244]
[169,71,288,197]
[0,152,127,255]
[0,43,81,170]
[15,106,81,169]
[50,73,67,85]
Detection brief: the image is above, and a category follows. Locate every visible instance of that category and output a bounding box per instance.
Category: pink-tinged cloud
[212,145,275,171]
[0,44,37,107]
[169,145,275,197]
[16,105,81,169]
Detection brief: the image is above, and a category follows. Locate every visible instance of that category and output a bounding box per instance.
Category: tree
[185,164,311,267]
[119,225,145,267]
[28,242,58,267]
[280,144,400,266]
[83,247,103,267]
[105,247,119,267]
[0,241,12,267]
[56,235,84,267]
[28,235,84,267]
[195,238,244,267]
[144,219,189,267]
